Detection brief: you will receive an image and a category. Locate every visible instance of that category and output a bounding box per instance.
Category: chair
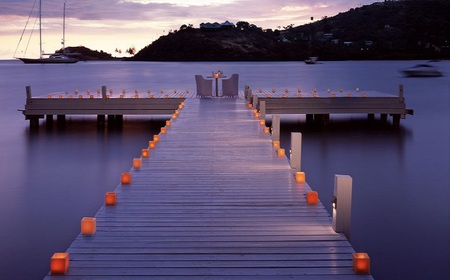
[222,74,239,97]
[195,75,213,97]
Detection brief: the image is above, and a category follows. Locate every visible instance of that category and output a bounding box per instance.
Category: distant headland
[62,0,450,61]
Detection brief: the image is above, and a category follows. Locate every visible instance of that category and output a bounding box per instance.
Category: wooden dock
[44,98,374,279]
[247,86,413,126]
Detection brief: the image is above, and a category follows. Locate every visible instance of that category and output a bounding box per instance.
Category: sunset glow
[0,0,377,59]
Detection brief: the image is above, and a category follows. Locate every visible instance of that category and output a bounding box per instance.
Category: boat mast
[62,1,66,53]
[39,0,42,58]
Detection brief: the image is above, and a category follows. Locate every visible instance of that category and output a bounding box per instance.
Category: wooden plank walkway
[45,98,373,279]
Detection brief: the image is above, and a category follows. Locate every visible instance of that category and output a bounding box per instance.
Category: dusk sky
[1,0,378,59]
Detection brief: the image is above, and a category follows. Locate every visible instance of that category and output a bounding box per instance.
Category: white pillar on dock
[272,114,280,142]
[290,132,302,171]
[332,174,353,240]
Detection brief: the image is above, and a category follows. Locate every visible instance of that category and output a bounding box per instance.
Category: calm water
[0,60,448,280]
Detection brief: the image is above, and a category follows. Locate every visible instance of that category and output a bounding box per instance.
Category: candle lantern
[306,191,319,204]
[353,253,370,274]
[149,141,156,149]
[81,217,96,235]
[295,172,305,183]
[133,158,141,169]
[264,127,270,134]
[121,172,132,184]
[105,192,117,205]
[273,140,280,149]
[166,120,171,127]
[161,127,167,134]
[141,149,149,158]
[277,148,285,157]
[172,113,177,119]
[259,119,265,126]
[153,135,160,142]
[50,253,69,274]
[266,94,271,98]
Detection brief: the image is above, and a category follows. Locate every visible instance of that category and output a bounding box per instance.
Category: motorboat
[305,56,318,64]
[401,63,443,77]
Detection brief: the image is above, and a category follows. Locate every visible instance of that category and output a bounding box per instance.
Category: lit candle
[81,217,96,235]
[273,141,280,149]
[142,149,149,158]
[153,135,160,142]
[259,119,265,126]
[277,148,285,157]
[306,191,319,204]
[121,172,132,184]
[105,192,117,205]
[264,127,270,134]
[149,141,156,149]
[50,253,69,274]
[161,127,167,134]
[133,158,141,169]
[353,253,370,274]
[295,171,305,183]
[166,120,171,127]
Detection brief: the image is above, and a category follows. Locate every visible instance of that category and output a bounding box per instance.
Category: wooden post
[252,94,258,109]
[332,174,352,240]
[97,115,105,127]
[272,114,280,142]
[102,86,107,99]
[46,115,53,126]
[57,115,65,127]
[26,86,32,101]
[260,101,266,121]
[290,132,302,172]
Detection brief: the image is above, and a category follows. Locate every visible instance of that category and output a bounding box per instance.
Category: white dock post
[332,174,353,240]
[272,114,280,142]
[290,132,302,171]
[260,101,266,121]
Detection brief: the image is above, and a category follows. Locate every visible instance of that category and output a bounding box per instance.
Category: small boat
[16,1,78,64]
[401,63,443,77]
[305,56,318,64]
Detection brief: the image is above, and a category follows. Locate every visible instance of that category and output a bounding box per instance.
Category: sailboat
[16,1,78,64]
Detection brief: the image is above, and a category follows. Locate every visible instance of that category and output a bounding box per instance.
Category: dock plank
[44,98,373,279]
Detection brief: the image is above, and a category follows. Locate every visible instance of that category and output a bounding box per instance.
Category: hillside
[133,0,450,61]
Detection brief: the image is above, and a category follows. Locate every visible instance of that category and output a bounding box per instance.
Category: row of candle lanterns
[50,101,185,275]
[248,101,371,275]
[260,87,362,93]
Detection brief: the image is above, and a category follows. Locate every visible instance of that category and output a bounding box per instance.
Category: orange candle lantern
[153,135,160,142]
[306,191,319,204]
[141,149,149,158]
[282,94,287,98]
[266,94,271,98]
[264,127,270,134]
[47,94,52,99]
[120,94,124,98]
[121,172,132,184]
[332,93,336,97]
[166,120,171,127]
[105,192,117,205]
[161,127,167,134]
[172,113,177,119]
[277,148,285,157]
[150,94,154,98]
[273,140,280,149]
[165,94,169,98]
[297,93,302,98]
[134,94,139,99]
[313,93,317,98]
[347,93,352,97]
[81,217,96,235]
[50,253,69,274]
[362,93,367,98]
[295,171,305,183]
[259,119,265,126]
[149,141,156,149]
[133,158,141,169]
[68,95,73,99]
[90,95,94,99]
[353,253,370,274]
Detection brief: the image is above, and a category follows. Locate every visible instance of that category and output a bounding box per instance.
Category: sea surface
[0,60,448,280]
